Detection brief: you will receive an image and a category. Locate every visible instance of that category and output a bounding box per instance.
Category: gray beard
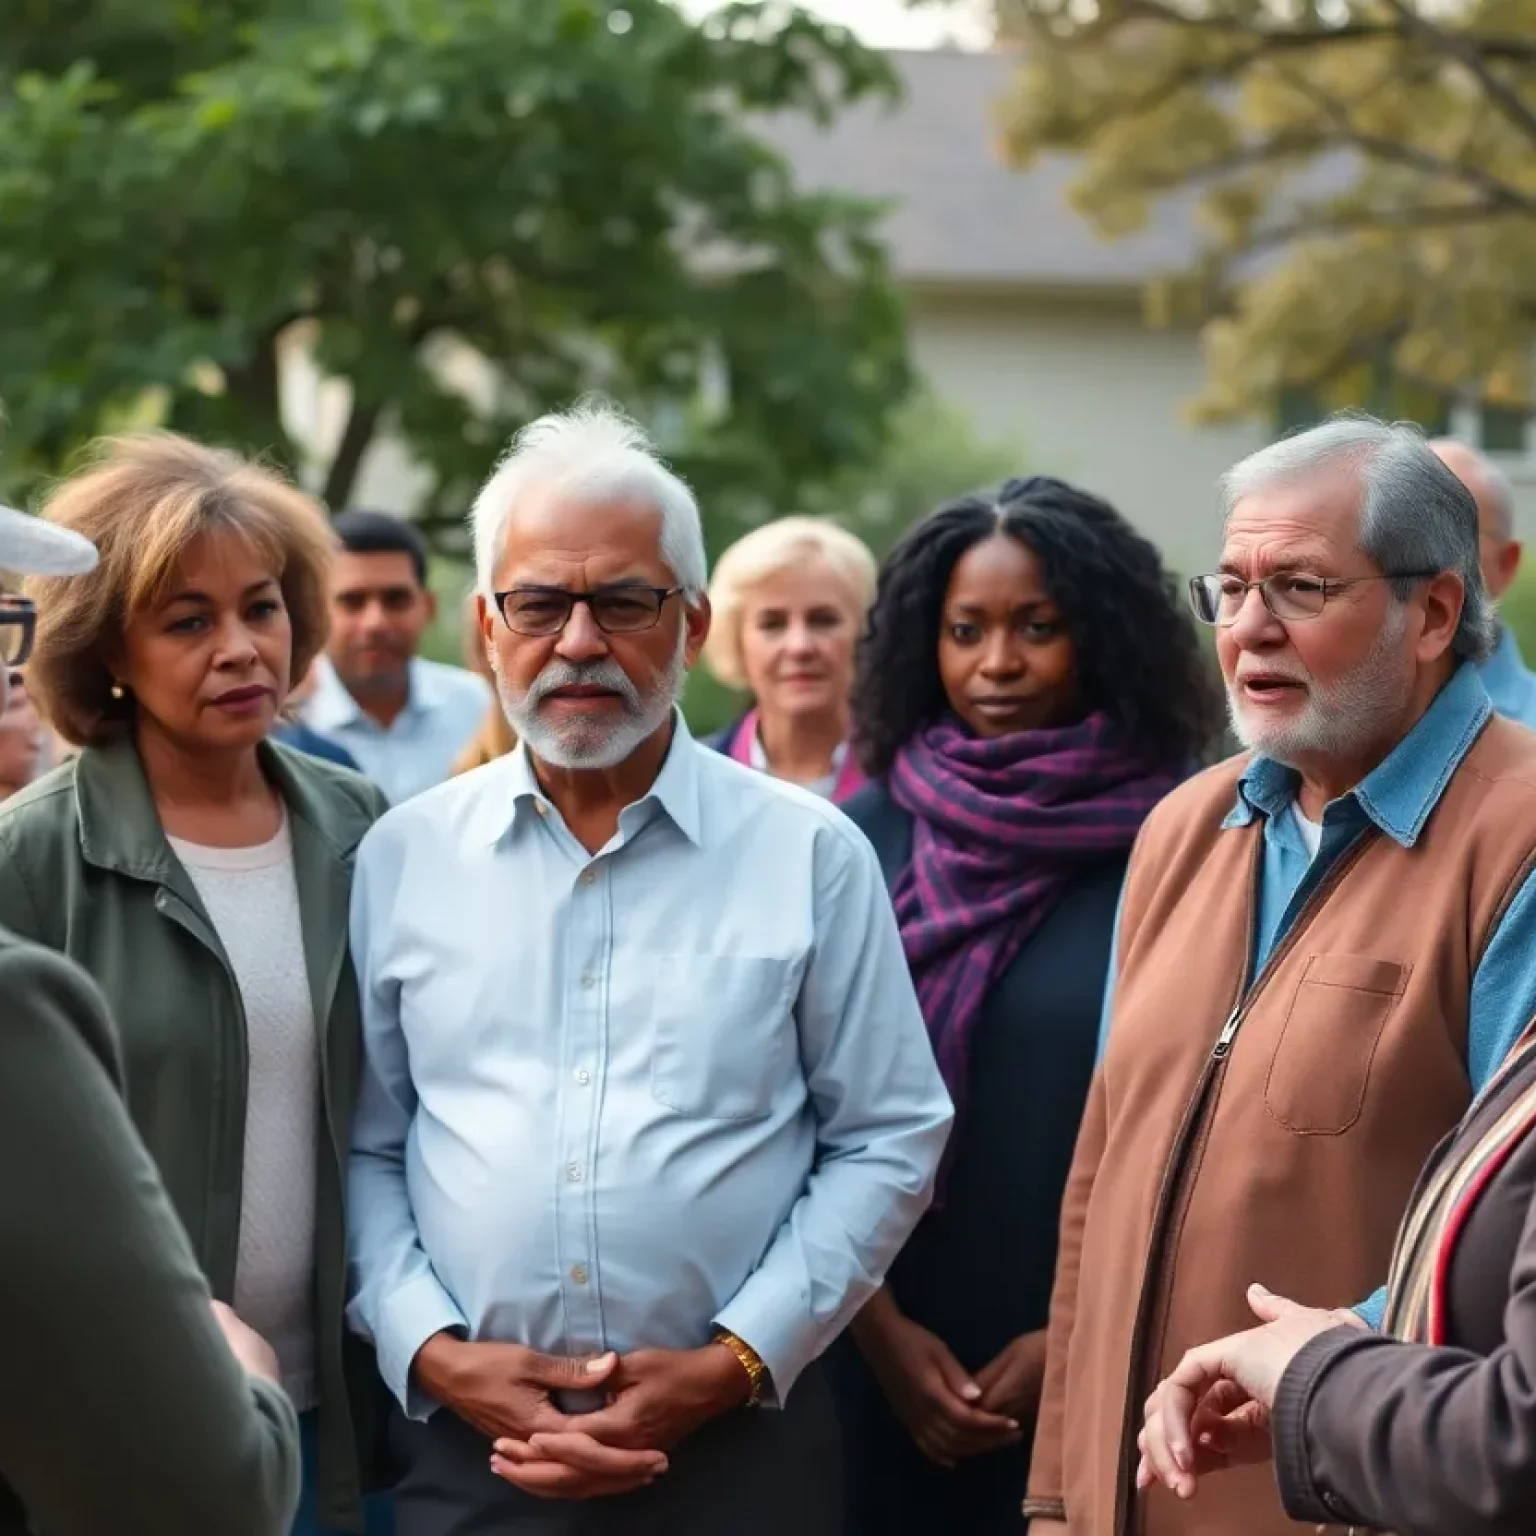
[498,641,686,771]
[1227,606,1412,769]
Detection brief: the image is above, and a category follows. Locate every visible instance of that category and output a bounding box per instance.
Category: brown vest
[1025,714,1536,1536]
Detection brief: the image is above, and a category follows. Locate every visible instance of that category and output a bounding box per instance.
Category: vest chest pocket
[1264,953,1410,1135]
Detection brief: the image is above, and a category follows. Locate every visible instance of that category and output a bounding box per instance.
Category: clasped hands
[1134,1283,1366,1503]
[412,1332,752,1500]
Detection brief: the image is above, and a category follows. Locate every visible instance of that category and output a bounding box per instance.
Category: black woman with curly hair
[829,475,1223,1536]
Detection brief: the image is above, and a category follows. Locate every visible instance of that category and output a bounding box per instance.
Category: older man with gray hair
[345,399,952,1535]
[1430,437,1536,726]
[1024,412,1536,1536]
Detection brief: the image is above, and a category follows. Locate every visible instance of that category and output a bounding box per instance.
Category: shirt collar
[305,655,438,731]
[475,709,704,849]
[1222,661,1492,849]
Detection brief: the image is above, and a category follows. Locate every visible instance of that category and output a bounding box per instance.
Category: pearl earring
[110,683,125,701]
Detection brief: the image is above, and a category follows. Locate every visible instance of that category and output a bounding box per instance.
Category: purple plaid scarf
[890,711,1182,1127]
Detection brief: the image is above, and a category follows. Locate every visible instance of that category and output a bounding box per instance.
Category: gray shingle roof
[760,48,1203,288]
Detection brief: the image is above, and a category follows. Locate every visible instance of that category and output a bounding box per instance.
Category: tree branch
[1114,0,1536,62]
[1378,0,1536,146]
[1244,199,1523,252]
[321,395,382,511]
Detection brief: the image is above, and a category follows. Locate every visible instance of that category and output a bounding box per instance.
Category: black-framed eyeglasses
[1187,570,1439,627]
[493,585,684,638]
[0,597,36,666]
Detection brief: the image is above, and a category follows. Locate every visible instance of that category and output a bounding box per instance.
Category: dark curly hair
[852,475,1225,777]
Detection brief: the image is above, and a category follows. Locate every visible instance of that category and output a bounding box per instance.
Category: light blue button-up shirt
[302,655,490,804]
[346,716,953,1417]
[1097,663,1536,1323]
[1479,623,1536,730]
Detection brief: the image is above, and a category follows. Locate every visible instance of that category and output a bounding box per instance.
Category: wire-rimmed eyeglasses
[1187,570,1439,627]
[493,585,684,638]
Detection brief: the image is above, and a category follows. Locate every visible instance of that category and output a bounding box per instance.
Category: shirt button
[581,869,596,886]
[570,1264,589,1285]
[574,1068,590,1086]
[566,1162,583,1182]
[581,972,596,989]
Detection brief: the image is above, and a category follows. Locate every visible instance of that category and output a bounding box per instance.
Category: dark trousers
[388,1366,840,1536]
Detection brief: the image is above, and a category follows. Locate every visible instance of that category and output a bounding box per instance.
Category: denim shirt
[1097,664,1536,1322]
[1480,624,1536,731]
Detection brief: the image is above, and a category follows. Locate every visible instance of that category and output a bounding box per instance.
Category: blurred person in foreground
[1025,414,1536,1536]
[0,666,44,800]
[701,516,875,801]
[452,589,515,774]
[830,478,1221,1535]
[0,502,301,1535]
[0,434,392,1536]
[1138,1003,1536,1535]
[303,510,488,801]
[1431,437,1536,727]
[346,400,952,1535]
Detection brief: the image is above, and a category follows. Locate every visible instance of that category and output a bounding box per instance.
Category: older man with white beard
[1024,413,1536,1536]
[345,401,952,1536]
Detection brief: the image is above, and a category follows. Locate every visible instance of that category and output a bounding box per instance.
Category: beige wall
[907,286,1264,573]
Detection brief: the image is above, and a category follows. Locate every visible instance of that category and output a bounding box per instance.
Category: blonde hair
[702,516,877,691]
[24,432,335,747]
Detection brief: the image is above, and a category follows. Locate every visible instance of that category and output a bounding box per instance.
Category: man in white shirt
[302,510,488,801]
[347,401,953,1535]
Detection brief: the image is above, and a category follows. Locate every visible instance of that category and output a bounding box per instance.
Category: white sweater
[168,814,319,1411]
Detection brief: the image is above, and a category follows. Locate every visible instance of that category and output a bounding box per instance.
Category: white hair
[469,398,709,597]
[1220,412,1497,663]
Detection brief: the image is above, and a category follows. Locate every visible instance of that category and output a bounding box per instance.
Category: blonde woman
[702,516,876,802]
[0,433,391,1536]
[452,588,516,774]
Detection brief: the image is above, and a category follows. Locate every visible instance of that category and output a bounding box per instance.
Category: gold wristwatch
[713,1327,770,1406]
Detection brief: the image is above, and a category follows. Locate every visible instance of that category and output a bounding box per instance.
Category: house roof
[760,47,1204,289]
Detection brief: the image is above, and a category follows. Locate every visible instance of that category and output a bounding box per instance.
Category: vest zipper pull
[1212,1007,1242,1059]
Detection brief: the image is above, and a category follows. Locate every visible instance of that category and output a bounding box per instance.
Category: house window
[1480,405,1527,455]
[1273,377,1451,437]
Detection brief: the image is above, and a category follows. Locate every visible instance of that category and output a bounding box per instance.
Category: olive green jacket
[0,926,301,1534]
[0,739,388,1532]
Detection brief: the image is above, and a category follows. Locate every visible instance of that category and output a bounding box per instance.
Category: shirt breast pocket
[1264,953,1410,1135]
[649,954,796,1121]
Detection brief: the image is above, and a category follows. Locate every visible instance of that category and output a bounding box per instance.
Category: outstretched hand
[1135,1284,1365,1501]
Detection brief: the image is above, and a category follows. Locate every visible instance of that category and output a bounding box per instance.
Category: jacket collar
[1222,661,1492,850]
[73,735,372,880]
[73,737,373,1042]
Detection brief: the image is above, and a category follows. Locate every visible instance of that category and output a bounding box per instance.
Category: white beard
[1227,605,1413,767]
[496,634,686,770]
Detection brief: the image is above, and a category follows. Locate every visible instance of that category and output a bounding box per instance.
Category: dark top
[1275,1040,1536,1534]
[843,780,1124,1367]
[0,926,300,1534]
[272,719,363,774]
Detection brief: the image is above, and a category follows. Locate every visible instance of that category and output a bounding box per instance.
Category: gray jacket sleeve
[0,937,301,1535]
[1273,1201,1536,1536]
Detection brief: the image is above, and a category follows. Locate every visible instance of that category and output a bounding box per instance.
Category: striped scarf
[888,710,1181,1133]
[1385,1020,1536,1345]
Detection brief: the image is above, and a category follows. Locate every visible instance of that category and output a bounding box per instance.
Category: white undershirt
[167,813,319,1411]
[1290,802,1324,860]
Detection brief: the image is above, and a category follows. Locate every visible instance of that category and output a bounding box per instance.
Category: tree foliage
[0,0,912,539]
[995,0,1536,419]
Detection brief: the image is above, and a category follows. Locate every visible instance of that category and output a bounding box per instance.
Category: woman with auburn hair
[702,515,876,801]
[830,476,1222,1536]
[0,433,392,1536]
